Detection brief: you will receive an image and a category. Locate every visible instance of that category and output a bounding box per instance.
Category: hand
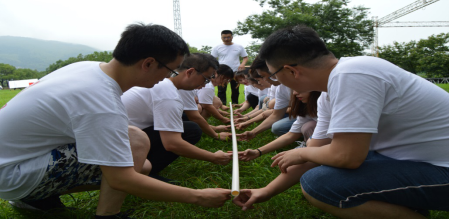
[234,108,243,114]
[238,65,246,72]
[232,103,242,107]
[236,131,255,141]
[232,188,271,210]
[233,112,243,118]
[195,188,232,208]
[220,111,230,116]
[271,149,306,173]
[213,125,230,132]
[221,105,230,111]
[212,150,232,165]
[218,132,232,141]
[238,149,259,161]
[235,122,249,130]
[220,117,230,124]
[234,117,247,124]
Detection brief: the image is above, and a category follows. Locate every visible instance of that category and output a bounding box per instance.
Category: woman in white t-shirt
[238,91,321,161]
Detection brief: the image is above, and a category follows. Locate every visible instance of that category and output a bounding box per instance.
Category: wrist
[256,148,262,157]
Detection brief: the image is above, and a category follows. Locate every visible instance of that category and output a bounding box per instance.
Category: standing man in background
[211,30,248,105]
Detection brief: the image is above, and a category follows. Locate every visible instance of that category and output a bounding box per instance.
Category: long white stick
[229,102,240,196]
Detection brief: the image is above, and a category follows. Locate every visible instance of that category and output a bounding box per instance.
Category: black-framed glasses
[196,69,213,85]
[269,64,298,80]
[154,58,178,76]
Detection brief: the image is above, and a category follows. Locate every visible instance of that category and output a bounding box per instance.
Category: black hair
[221,30,233,35]
[249,55,269,75]
[259,25,333,68]
[217,64,234,79]
[178,53,219,73]
[289,91,321,119]
[113,23,190,66]
[235,68,248,80]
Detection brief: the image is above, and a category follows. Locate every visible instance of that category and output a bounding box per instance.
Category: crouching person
[0,23,231,218]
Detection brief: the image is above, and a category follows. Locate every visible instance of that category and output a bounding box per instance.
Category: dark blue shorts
[21,144,102,202]
[301,151,449,210]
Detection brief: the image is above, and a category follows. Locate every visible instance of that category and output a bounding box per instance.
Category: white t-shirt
[268,85,278,101]
[274,84,291,110]
[244,85,259,100]
[121,78,184,133]
[197,82,215,105]
[311,92,333,139]
[211,43,248,72]
[179,89,198,111]
[258,88,268,98]
[289,115,317,133]
[327,56,449,167]
[0,61,132,200]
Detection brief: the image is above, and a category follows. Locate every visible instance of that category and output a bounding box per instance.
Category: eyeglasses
[196,69,215,85]
[221,37,232,39]
[154,58,178,76]
[269,64,298,80]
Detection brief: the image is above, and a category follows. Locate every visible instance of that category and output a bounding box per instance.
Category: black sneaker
[95,209,134,219]
[149,174,180,185]
[9,195,67,211]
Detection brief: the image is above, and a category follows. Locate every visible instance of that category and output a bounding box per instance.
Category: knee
[271,122,286,136]
[182,122,202,145]
[128,126,151,154]
[268,99,276,109]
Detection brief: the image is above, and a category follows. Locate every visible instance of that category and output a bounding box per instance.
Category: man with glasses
[1,24,231,218]
[121,53,232,184]
[237,56,296,141]
[233,24,449,218]
[197,64,235,124]
[211,30,248,105]
[179,64,235,140]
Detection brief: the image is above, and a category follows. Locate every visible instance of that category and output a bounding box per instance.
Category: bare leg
[96,126,151,215]
[301,187,426,219]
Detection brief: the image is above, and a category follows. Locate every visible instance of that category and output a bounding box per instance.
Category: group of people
[1,22,448,219]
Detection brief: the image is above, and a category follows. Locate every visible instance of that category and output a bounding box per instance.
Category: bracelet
[256,148,262,157]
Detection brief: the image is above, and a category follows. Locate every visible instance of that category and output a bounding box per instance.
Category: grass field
[1,84,449,218]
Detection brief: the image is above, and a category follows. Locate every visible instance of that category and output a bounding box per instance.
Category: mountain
[0,36,99,71]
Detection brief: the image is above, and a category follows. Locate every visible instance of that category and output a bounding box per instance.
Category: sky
[1,0,448,52]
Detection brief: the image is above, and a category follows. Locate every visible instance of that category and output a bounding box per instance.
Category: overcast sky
[1,0,448,52]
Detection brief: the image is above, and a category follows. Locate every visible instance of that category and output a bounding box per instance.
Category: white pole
[229,102,240,196]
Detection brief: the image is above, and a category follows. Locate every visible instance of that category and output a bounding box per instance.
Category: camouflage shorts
[21,143,102,202]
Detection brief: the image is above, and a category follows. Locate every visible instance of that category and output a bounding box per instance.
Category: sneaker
[95,209,135,219]
[9,195,67,212]
[149,174,180,185]
[295,141,306,148]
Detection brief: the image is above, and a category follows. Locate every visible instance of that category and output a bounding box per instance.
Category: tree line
[1,0,447,88]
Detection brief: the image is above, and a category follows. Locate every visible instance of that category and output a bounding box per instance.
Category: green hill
[0,36,99,71]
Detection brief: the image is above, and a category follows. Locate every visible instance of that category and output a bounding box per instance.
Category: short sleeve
[274,85,291,109]
[197,87,215,105]
[311,93,332,139]
[179,90,198,111]
[327,73,391,135]
[153,99,184,132]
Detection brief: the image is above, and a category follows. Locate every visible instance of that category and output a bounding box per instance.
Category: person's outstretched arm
[202,104,230,124]
[236,107,286,141]
[184,110,229,140]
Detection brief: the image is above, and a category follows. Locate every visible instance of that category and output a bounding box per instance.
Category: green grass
[1,84,449,218]
[0,89,21,107]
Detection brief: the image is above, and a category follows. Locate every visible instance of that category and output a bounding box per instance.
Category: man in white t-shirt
[233,25,449,217]
[179,64,235,140]
[237,56,296,140]
[211,30,248,105]
[122,54,233,182]
[197,64,235,124]
[0,24,231,218]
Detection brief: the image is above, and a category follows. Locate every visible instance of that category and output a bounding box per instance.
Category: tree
[234,0,374,58]
[379,33,449,77]
[0,63,16,87]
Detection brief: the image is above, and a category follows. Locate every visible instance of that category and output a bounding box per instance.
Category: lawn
[1,84,449,218]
